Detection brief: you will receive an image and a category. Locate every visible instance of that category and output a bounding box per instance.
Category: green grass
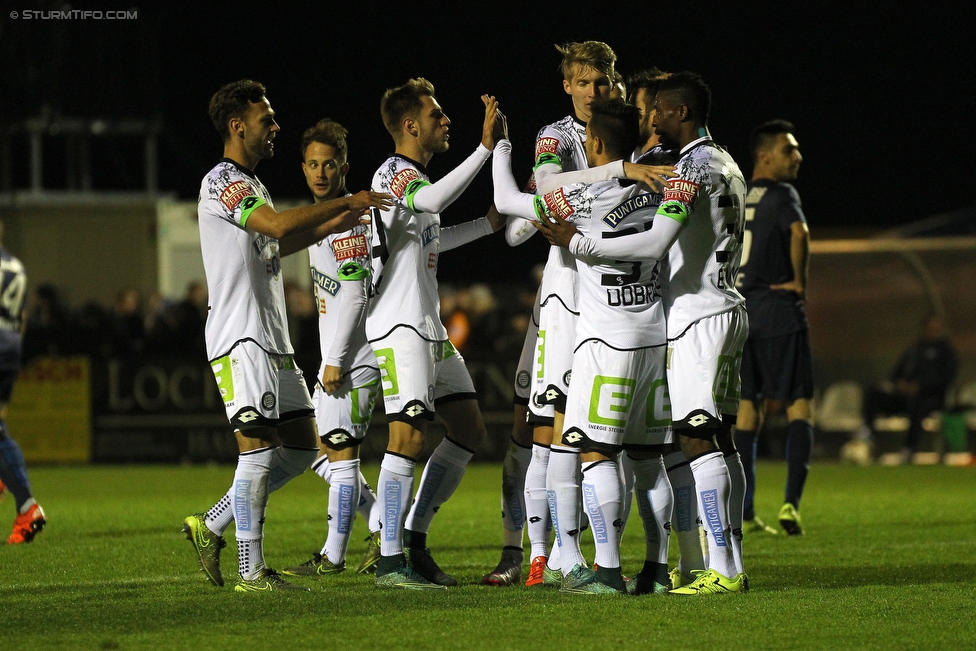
[2,462,975,650]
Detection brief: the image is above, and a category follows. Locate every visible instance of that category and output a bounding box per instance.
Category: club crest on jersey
[663,179,699,204]
[541,189,575,221]
[421,222,439,247]
[267,254,281,277]
[310,267,340,297]
[220,180,252,210]
[535,137,560,157]
[390,168,421,199]
[333,234,368,260]
[603,193,658,229]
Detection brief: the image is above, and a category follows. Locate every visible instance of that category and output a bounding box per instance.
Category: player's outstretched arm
[534,161,676,195]
[505,214,537,246]
[440,205,506,252]
[246,190,392,242]
[572,210,683,262]
[491,140,539,222]
[407,95,504,216]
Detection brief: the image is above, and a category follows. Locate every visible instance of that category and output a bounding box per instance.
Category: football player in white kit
[369,78,507,590]
[183,80,393,592]
[280,119,385,579]
[495,98,674,594]
[540,71,750,595]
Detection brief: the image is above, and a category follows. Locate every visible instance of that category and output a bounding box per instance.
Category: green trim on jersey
[338,260,371,281]
[532,196,550,223]
[239,196,267,227]
[657,200,689,225]
[404,179,432,213]
[534,152,561,171]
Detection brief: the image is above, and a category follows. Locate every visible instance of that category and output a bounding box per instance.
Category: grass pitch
[1,462,975,650]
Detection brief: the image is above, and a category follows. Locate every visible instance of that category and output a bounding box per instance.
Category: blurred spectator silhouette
[859,314,959,462]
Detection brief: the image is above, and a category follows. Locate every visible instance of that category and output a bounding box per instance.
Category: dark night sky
[2,2,973,283]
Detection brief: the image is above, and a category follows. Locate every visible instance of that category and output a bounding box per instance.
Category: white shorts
[667,307,747,433]
[513,300,540,404]
[312,363,381,449]
[210,340,314,430]
[371,327,476,422]
[562,340,672,452]
[529,295,578,419]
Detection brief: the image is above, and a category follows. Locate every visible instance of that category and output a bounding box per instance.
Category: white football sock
[524,444,552,559]
[690,451,737,578]
[581,459,622,570]
[266,445,317,492]
[617,451,635,540]
[322,458,360,565]
[378,453,414,558]
[404,438,473,534]
[205,491,234,536]
[725,450,746,575]
[501,440,532,548]
[358,472,379,529]
[665,451,705,577]
[547,445,585,575]
[234,447,273,580]
[632,455,672,566]
[312,455,331,483]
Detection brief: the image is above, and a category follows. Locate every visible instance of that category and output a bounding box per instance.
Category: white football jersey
[660,136,747,337]
[535,180,666,349]
[307,195,375,373]
[367,155,447,342]
[198,159,291,360]
[534,116,587,313]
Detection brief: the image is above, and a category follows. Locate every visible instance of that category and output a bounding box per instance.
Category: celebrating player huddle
[184,39,763,597]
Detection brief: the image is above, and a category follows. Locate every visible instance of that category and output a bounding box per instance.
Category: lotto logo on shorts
[390,168,421,198]
[535,137,559,157]
[663,178,699,204]
[700,489,728,547]
[588,375,636,427]
[563,431,583,445]
[237,410,260,423]
[220,180,251,210]
[328,431,351,447]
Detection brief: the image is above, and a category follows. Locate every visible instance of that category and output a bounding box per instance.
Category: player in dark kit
[734,119,813,536]
[0,221,47,544]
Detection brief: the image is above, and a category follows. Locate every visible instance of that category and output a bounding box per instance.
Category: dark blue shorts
[740,330,814,403]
